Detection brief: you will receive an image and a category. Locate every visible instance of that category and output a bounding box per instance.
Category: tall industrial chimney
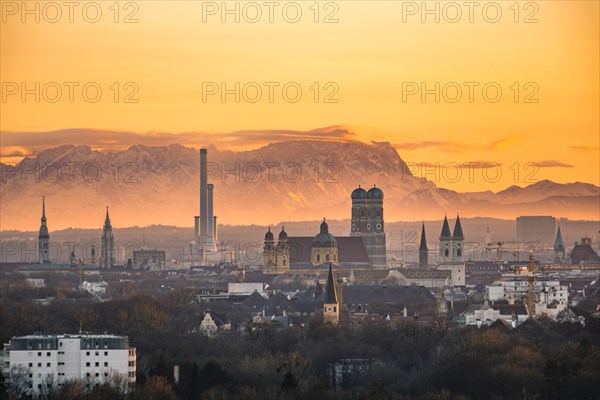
[213,216,218,242]
[194,216,200,242]
[207,183,216,251]
[199,149,208,245]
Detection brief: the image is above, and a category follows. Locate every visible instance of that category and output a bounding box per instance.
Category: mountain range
[1,141,598,230]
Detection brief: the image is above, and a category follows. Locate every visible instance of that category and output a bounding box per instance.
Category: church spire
[419,223,428,250]
[440,214,451,239]
[419,222,428,268]
[452,213,464,240]
[324,263,338,304]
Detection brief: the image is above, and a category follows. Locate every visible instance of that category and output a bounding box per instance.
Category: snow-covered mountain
[1,142,598,230]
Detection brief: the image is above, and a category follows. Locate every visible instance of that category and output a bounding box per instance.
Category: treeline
[1,290,599,399]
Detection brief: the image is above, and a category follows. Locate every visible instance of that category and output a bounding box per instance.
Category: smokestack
[214,216,218,242]
[194,216,200,242]
[200,149,208,244]
[208,184,215,246]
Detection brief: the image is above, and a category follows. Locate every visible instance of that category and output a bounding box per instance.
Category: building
[554,226,566,264]
[419,223,428,268]
[437,214,466,286]
[79,281,109,297]
[486,277,568,306]
[262,221,371,273]
[100,207,115,269]
[350,185,386,268]
[516,216,556,245]
[570,237,600,265]
[1,334,135,397]
[132,249,166,270]
[38,196,50,264]
[323,263,340,324]
[195,149,218,255]
[199,310,230,335]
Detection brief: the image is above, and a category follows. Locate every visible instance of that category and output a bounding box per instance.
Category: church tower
[38,196,50,264]
[452,214,464,262]
[350,185,386,268]
[275,227,290,271]
[323,263,340,324]
[262,227,276,273]
[439,214,452,261]
[101,207,115,269]
[554,226,566,264]
[419,223,428,268]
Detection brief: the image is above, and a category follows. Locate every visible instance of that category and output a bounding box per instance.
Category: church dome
[312,219,337,248]
[351,186,367,199]
[264,227,274,241]
[278,227,287,241]
[367,185,384,199]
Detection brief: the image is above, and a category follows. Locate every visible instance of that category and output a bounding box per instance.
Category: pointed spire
[42,196,46,220]
[452,213,464,240]
[554,226,565,251]
[324,263,338,304]
[419,223,428,250]
[440,214,451,239]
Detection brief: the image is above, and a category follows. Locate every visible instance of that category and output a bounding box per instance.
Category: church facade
[262,185,387,274]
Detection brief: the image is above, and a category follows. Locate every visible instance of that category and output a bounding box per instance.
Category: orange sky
[1,0,599,192]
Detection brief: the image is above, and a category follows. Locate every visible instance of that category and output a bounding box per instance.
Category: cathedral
[350,185,387,268]
[262,185,386,273]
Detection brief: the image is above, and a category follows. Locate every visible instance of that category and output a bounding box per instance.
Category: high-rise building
[1,334,136,397]
[516,216,556,245]
[101,207,115,269]
[38,196,50,264]
[350,185,386,268]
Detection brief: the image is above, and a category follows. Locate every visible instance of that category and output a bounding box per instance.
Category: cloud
[533,160,575,168]
[0,125,369,160]
[405,161,504,169]
[570,145,599,152]
[394,135,524,153]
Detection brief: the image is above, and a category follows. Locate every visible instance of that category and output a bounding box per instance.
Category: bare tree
[7,365,31,400]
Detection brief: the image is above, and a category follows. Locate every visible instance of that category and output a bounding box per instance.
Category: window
[86,362,90,367]
[104,373,108,377]
[86,351,90,356]
[444,249,449,257]
[59,342,63,347]
[86,372,90,377]
[95,362,99,367]
[38,352,42,357]
[95,351,99,356]
[95,373,99,377]
[46,352,50,356]
[104,362,108,367]
[38,363,41,367]
[326,255,330,261]
[316,254,320,262]
[29,363,32,367]
[104,351,108,356]
[47,363,51,367]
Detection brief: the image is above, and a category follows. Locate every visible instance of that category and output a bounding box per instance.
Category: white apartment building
[486,277,568,305]
[1,334,135,397]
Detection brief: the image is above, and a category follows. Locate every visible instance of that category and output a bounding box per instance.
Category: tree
[7,365,30,400]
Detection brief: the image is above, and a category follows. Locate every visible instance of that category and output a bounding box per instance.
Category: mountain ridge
[1,142,598,230]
